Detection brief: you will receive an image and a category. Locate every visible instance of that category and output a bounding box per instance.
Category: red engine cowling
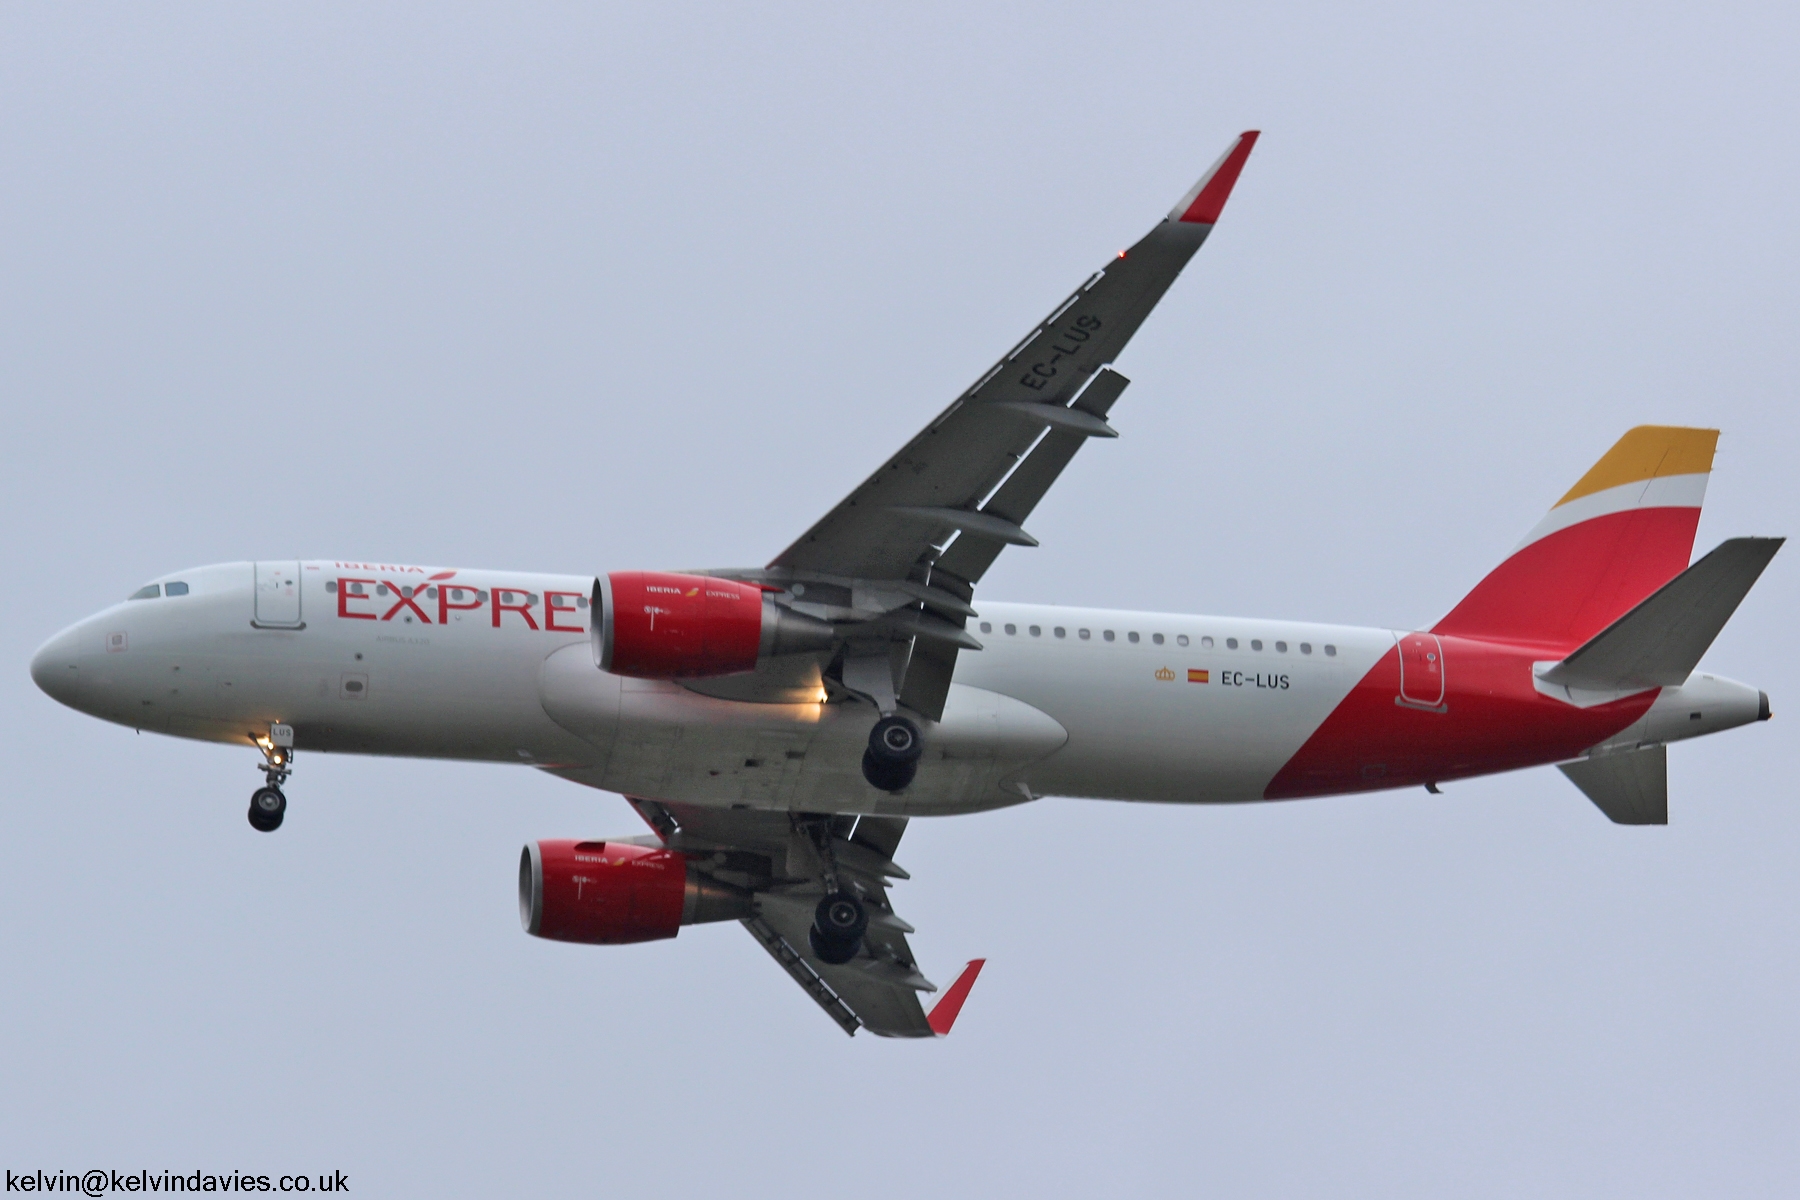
[593,571,833,679]
[519,839,751,945]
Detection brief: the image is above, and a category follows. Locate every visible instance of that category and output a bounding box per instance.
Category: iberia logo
[1154,666,1175,681]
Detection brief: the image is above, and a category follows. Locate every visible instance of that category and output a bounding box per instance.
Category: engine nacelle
[519,839,752,945]
[593,571,833,680]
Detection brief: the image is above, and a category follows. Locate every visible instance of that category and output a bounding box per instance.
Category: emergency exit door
[1396,632,1446,710]
[254,562,303,628]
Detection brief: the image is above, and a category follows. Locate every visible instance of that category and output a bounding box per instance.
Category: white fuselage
[30,560,1763,817]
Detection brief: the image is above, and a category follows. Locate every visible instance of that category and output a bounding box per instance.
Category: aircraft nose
[30,626,88,709]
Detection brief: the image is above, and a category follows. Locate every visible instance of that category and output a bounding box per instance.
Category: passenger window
[1324,644,1337,656]
[1275,641,1287,652]
[1152,633,1164,645]
[1029,625,1041,637]
[576,597,588,609]
[1128,632,1140,644]
[1104,630,1116,642]
[351,583,365,595]
[376,584,390,597]
[1201,636,1214,648]
[1251,639,1263,651]
[980,622,993,633]
[1079,629,1091,640]
[1004,624,1017,635]
[1226,637,1238,649]
[326,581,338,593]
[426,587,437,599]
[1176,634,1189,647]
[128,584,160,600]
[1054,627,1066,638]
[1300,643,1312,654]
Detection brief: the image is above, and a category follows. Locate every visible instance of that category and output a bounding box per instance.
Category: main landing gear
[809,891,868,964]
[861,715,922,793]
[801,819,869,965]
[248,724,294,833]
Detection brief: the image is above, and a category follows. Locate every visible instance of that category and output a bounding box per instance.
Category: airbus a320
[32,131,1781,1037]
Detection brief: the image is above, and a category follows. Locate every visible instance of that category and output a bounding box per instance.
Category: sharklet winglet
[926,958,986,1036]
[1169,131,1260,225]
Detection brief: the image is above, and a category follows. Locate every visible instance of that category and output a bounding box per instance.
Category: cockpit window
[128,584,160,600]
[163,581,190,596]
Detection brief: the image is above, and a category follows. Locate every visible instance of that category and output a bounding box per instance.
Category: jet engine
[593,571,835,679]
[519,839,752,945]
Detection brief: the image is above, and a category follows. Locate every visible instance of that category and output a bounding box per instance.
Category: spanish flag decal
[1188,669,1209,684]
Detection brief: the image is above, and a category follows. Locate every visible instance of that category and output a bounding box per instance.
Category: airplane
[30,130,1783,1038]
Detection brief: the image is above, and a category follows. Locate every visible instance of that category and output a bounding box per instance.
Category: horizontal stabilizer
[1559,746,1667,825]
[1538,537,1783,693]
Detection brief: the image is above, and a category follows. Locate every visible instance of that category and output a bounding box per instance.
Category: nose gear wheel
[248,787,286,832]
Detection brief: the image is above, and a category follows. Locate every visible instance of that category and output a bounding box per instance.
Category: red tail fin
[1433,427,1718,652]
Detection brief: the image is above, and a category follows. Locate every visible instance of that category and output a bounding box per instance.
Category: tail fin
[1434,426,1719,651]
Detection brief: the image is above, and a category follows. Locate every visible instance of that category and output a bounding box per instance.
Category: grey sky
[3,3,1796,1195]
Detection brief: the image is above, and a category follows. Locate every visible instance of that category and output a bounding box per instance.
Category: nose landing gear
[248,724,293,833]
[249,786,286,832]
[861,715,922,793]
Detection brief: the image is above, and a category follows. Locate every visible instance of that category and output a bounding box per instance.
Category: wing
[770,130,1259,587]
[742,133,1258,718]
[627,797,983,1038]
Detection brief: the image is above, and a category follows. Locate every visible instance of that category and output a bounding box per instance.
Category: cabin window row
[975,621,1336,656]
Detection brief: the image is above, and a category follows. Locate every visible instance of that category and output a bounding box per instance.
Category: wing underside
[628,798,969,1037]
[709,132,1261,720]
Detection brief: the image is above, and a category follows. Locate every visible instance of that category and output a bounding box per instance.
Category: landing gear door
[254,562,303,628]
[1396,632,1446,711]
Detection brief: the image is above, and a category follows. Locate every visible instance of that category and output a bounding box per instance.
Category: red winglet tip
[1174,130,1260,225]
[927,958,986,1036]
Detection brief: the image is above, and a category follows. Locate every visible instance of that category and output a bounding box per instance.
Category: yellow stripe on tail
[1556,426,1718,508]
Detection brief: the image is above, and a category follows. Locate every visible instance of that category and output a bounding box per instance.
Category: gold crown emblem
[1154,666,1176,681]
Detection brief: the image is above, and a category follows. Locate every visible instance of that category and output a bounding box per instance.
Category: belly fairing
[537,642,1067,815]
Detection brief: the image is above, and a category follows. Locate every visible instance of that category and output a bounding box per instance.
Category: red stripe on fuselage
[1264,636,1655,800]
[1432,506,1700,652]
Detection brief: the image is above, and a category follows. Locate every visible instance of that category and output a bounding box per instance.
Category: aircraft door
[1396,632,1446,710]
[254,562,303,628]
